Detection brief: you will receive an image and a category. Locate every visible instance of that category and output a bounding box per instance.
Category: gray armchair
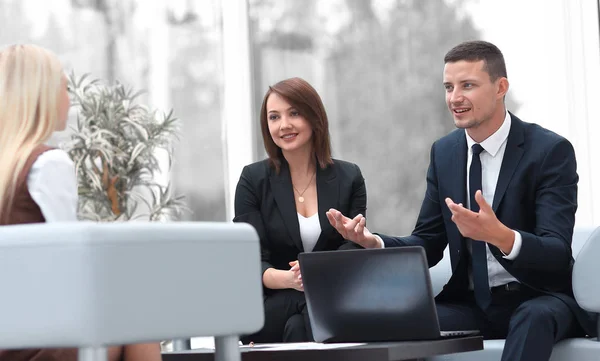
[427,227,600,361]
[0,222,264,361]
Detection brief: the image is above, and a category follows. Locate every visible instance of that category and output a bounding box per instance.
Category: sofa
[427,227,600,361]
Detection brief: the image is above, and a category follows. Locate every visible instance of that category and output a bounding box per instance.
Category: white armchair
[0,222,264,361]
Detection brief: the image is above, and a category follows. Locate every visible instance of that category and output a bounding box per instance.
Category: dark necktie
[470,144,491,309]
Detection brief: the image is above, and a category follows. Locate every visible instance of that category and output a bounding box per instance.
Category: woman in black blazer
[233,77,367,343]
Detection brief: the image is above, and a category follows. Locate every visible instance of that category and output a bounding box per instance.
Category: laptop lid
[299,247,443,343]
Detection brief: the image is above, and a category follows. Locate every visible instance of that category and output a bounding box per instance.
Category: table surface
[162,336,484,361]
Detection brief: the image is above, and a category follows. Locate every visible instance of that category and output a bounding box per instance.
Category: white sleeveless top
[297,212,321,252]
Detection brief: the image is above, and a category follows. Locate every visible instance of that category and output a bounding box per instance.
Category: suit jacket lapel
[449,134,469,265]
[451,134,468,209]
[492,113,525,211]
[269,162,304,251]
[313,164,338,252]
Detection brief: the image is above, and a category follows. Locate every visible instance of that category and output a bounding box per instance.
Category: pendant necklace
[293,172,315,203]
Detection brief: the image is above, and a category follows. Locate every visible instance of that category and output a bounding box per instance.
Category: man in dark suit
[326,40,597,361]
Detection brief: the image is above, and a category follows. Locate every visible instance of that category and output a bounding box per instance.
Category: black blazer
[380,113,597,336]
[233,158,367,291]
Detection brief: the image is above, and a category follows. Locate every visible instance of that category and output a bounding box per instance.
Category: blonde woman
[0,44,161,361]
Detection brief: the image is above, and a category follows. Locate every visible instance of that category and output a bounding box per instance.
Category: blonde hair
[0,44,64,221]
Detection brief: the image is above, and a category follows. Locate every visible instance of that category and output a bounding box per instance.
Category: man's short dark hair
[444,40,507,81]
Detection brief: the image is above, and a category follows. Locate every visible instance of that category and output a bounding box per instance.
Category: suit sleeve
[379,143,448,267]
[338,163,367,250]
[232,166,273,276]
[511,138,576,271]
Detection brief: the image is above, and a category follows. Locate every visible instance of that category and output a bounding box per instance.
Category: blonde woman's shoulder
[34,148,75,168]
[28,148,78,222]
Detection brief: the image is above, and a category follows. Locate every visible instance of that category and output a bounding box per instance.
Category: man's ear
[497,77,509,99]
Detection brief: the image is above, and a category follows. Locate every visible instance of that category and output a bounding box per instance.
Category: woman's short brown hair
[259,77,333,173]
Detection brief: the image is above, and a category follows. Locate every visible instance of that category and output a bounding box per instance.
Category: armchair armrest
[572,226,600,338]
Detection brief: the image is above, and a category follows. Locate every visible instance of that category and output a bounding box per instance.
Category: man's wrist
[372,235,385,249]
[493,224,515,254]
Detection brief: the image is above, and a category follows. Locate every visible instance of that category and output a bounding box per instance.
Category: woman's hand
[262,262,304,291]
[288,260,303,291]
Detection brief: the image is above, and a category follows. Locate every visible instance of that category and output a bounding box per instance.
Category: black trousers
[240,289,312,344]
[437,287,585,361]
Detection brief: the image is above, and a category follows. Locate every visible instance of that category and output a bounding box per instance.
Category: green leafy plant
[63,73,187,221]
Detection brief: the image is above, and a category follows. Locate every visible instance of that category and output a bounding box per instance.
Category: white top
[465,110,522,287]
[297,212,321,252]
[26,149,78,222]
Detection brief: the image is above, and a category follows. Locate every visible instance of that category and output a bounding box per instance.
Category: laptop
[298,246,479,343]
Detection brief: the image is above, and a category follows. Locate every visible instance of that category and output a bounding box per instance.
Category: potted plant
[63,73,187,221]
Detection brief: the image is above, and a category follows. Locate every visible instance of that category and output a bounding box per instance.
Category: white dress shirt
[27,149,78,222]
[298,212,321,252]
[376,111,522,288]
[465,111,521,287]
